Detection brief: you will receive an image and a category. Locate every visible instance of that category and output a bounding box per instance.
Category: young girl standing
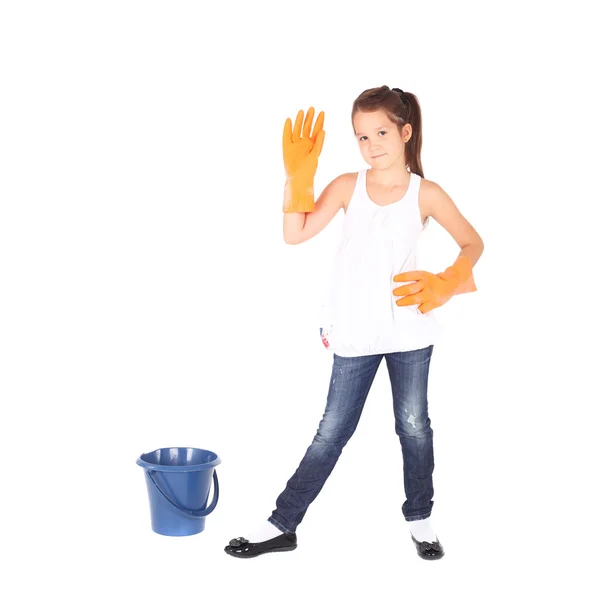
[225,86,484,560]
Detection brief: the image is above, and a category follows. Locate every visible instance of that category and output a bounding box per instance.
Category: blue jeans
[268,345,435,534]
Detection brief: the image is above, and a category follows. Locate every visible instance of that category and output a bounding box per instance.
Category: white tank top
[320,169,443,357]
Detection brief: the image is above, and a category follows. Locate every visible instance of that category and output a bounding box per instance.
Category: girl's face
[353,109,410,168]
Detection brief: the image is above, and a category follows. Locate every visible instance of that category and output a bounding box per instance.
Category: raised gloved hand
[282,107,326,213]
[392,255,477,314]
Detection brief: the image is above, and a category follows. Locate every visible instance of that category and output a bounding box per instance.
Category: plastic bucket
[136,447,221,536]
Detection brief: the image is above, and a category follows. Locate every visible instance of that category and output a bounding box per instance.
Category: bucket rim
[136,446,222,472]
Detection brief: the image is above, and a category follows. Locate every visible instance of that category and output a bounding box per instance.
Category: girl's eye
[359,131,386,141]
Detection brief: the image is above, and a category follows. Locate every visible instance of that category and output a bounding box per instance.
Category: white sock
[246,520,285,543]
[409,517,438,543]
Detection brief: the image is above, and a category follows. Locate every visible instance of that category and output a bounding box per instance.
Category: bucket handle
[146,469,219,519]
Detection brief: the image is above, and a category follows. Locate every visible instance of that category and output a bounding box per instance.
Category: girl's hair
[351,85,424,178]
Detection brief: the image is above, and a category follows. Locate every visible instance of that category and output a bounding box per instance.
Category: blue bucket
[136,447,221,536]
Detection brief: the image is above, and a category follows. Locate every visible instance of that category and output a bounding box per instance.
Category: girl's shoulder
[334,172,360,212]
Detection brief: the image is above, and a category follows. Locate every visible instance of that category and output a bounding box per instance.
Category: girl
[224,86,484,560]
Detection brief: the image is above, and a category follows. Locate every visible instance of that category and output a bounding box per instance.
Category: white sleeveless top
[319,169,444,357]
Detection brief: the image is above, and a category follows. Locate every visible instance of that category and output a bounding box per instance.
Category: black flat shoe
[411,534,445,560]
[224,532,298,559]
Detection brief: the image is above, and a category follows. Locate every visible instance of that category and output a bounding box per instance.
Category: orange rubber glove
[282,107,326,213]
[392,255,477,314]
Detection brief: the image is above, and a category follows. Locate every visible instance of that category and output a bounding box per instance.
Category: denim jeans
[268,345,435,534]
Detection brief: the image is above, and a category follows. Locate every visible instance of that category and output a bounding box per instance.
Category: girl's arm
[421,179,484,263]
[283,173,353,244]
[421,179,483,295]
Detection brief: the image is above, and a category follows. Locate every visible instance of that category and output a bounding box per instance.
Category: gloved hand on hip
[392,255,477,314]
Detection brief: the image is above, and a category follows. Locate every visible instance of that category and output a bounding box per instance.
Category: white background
[1,1,598,598]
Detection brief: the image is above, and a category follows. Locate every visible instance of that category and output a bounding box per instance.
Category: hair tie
[392,87,409,107]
